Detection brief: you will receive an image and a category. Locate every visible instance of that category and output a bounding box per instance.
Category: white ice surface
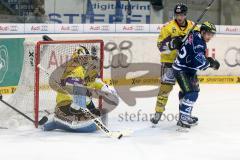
[0,84,240,160]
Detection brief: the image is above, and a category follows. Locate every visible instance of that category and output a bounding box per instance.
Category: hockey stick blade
[109,129,133,139]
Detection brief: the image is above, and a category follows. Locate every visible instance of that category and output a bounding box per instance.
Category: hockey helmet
[200,21,216,34]
[174,3,188,15]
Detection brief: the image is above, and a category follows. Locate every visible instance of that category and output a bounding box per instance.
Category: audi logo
[41,25,48,31]
[135,26,144,31]
[70,26,79,31]
[104,40,133,69]
[101,26,109,31]
[224,47,240,67]
[9,25,18,31]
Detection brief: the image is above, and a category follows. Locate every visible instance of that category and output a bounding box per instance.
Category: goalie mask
[71,46,92,66]
[71,46,100,81]
[72,46,90,59]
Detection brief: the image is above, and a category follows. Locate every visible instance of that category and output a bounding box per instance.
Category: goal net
[0,39,104,128]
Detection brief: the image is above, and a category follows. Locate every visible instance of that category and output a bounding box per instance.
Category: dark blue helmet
[174,3,188,15]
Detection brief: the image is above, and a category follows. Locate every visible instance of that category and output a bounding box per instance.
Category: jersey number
[179,46,187,59]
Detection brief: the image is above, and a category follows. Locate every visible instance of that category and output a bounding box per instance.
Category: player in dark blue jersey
[172,21,220,129]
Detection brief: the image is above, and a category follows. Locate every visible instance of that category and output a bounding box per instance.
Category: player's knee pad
[182,92,199,106]
[160,63,176,84]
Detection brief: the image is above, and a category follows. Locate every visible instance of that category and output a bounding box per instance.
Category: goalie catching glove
[98,84,119,106]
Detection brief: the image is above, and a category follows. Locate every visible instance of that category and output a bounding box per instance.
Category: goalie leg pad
[43,119,97,132]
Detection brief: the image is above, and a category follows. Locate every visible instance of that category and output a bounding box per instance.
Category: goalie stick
[181,0,215,44]
[0,94,49,127]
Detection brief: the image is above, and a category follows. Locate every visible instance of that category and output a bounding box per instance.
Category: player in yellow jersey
[42,46,118,132]
[151,3,197,125]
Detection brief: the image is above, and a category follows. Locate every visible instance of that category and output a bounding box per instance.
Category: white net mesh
[0,39,103,128]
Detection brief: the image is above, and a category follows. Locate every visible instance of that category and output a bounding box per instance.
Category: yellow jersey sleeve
[157,23,172,54]
[157,20,195,63]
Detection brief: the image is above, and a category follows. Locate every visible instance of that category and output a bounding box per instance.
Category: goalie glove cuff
[101,85,119,105]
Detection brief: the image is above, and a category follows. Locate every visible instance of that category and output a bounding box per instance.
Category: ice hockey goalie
[41,46,118,132]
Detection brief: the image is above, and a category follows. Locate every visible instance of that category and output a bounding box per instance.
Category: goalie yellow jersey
[56,61,104,107]
[157,19,196,63]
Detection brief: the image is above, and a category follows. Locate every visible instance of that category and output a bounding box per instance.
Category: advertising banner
[0,24,240,34]
[83,24,115,33]
[0,38,24,94]
[0,24,24,34]
[24,23,55,34]
[54,24,84,33]
[0,33,239,95]
[45,0,151,24]
[22,34,240,78]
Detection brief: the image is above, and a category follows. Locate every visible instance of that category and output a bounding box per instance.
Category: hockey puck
[118,134,123,139]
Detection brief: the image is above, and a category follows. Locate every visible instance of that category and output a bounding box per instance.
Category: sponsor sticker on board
[84,24,115,33]
[116,24,149,32]
[54,24,83,33]
[0,24,24,34]
[149,24,164,33]
[24,23,55,33]
[219,25,240,34]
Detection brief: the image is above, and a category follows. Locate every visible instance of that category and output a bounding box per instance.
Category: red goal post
[34,39,104,128]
